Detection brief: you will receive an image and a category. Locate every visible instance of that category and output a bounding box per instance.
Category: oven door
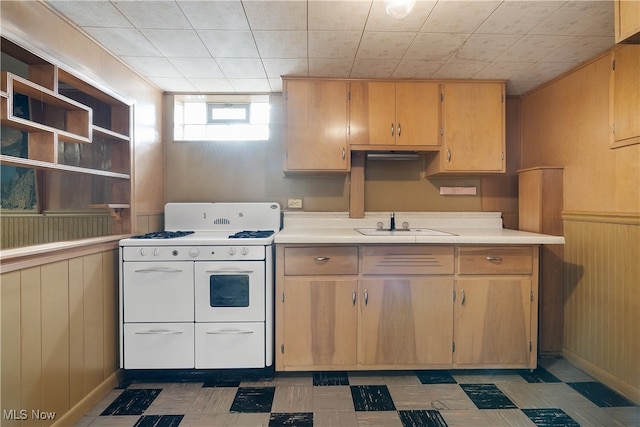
[194,261,265,322]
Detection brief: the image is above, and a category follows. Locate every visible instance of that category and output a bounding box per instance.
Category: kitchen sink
[355,228,456,236]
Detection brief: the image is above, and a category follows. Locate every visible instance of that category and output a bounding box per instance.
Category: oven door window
[210,275,249,307]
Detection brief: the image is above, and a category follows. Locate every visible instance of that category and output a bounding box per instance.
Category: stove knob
[139,248,147,256]
[241,247,249,256]
[154,248,161,256]
[228,247,237,256]
[189,248,200,257]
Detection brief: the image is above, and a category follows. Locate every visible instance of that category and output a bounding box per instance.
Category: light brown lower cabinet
[275,244,539,371]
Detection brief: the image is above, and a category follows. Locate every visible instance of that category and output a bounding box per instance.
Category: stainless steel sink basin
[355,228,456,236]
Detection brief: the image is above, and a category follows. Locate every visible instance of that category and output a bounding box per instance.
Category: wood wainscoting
[562,211,640,404]
[1,244,120,427]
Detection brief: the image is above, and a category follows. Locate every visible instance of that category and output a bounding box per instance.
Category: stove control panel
[122,245,267,261]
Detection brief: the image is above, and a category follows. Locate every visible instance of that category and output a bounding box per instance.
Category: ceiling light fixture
[384,0,416,19]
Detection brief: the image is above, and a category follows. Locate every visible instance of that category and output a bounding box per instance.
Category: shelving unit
[1,36,134,244]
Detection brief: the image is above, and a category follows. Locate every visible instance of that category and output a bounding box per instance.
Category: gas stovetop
[120,202,281,248]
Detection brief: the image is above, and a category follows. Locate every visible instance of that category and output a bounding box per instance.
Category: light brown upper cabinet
[424,82,505,175]
[349,81,440,150]
[283,78,350,173]
[615,0,640,43]
[610,45,640,148]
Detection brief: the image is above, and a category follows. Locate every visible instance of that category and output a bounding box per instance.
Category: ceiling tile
[308,31,362,58]
[262,59,309,78]
[189,78,235,92]
[216,58,267,79]
[83,28,161,57]
[46,0,131,27]
[475,1,564,35]
[531,1,614,36]
[496,35,573,63]
[473,61,531,80]
[507,79,541,96]
[365,0,435,32]
[309,58,355,77]
[120,56,181,77]
[541,36,613,63]
[141,30,211,58]
[113,1,192,29]
[169,58,225,78]
[242,1,307,30]
[147,76,197,92]
[433,58,489,79]
[253,31,308,58]
[351,59,399,78]
[457,34,521,62]
[228,78,272,92]
[308,1,371,30]
[177,0,249,30]
[420,1,500,33]
[391,60,443,79]
[198,30,259,58]
[357,31,416,60]
[510,61,579,83]
[404,33,469,61]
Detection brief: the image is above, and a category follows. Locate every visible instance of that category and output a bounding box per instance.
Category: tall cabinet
[518,167,564,355]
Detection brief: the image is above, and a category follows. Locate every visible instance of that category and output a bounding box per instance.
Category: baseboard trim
[51,372,119,427]
[563,348,640,405]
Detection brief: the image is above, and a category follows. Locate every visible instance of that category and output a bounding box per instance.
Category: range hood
[366,152,421,161]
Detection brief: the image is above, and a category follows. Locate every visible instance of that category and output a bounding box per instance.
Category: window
[174,95,270,141]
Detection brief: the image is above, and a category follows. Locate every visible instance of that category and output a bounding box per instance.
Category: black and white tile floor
[75,358,639,427]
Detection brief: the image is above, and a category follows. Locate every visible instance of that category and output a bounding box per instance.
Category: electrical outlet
[287,198,303,209]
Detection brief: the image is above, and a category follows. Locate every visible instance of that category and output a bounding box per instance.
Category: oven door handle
[205,329,255,335]
[134,329,184,335]
[134,268,184,273]
[204,270,254,274]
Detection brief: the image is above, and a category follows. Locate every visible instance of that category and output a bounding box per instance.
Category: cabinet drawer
[362,245,454,275]
[124,323,194,369]
[284,246,358,275]
[458,246,533,275]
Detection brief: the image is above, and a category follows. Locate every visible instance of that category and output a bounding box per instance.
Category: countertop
[274,212,565,245]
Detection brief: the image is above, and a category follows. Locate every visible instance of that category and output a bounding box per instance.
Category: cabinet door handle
[352,290,357,306]
[486,256,503,262]
[364,289,369,306]
[461,290,466,306]
[342,147,346,160]
[391,123,394,137]
[314,257,330,263]
[446,149,451,162]
[398,123,401,137]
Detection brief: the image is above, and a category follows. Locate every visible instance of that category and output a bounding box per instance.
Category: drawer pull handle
[135,329,183,335]
[206,329,254,335]
[314,257,330,263]
[134,268,183,273]
[206,270,254,274]
[486,256,503,262]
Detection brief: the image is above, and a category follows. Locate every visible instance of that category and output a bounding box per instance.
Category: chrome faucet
[390,212,396,231]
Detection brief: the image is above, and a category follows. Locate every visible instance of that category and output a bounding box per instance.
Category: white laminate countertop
[274,212,565,245]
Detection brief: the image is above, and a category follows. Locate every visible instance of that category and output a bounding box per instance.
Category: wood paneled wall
[1,215,112,249]
[1,248,119,426]
[563,213,639,403]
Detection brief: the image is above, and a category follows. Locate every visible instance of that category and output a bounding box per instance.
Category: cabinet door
[359,277,453,366]
[611,45,640,148]
[284,79,349,171]
[615,0,640,43]
[282,279,357,367]
[395,82,440,146]
[441,82,505,172]
[349,81,396,146]
[453,278,532,367]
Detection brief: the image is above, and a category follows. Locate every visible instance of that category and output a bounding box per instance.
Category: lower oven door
[194,261,265,322]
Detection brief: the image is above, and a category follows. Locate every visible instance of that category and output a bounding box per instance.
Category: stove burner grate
[229,230,275,239]
[131,230,195,239]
